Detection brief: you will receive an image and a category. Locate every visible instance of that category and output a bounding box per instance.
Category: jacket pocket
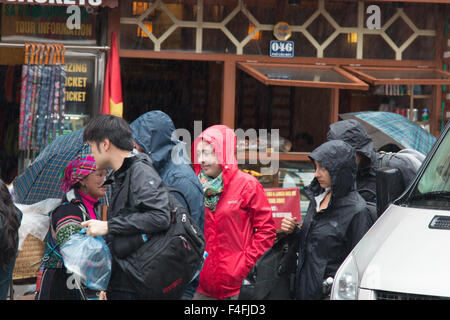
[222,251,247,287]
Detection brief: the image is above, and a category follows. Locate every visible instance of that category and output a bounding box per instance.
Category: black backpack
[112,170,205,299]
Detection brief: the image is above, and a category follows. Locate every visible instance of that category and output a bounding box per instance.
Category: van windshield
[408,129,450,208]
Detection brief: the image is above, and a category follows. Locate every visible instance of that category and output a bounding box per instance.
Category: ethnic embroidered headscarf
[60,155,97,193]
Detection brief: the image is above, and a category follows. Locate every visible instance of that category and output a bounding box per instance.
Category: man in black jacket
[81,114,171,300]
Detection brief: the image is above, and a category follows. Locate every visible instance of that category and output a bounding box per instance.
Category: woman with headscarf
[35,156,107,300]
[192,125,276,300]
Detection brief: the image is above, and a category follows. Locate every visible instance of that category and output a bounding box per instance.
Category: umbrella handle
[35,44,41,65]
[30,43,35,65]
[49,44,55,65]
[61,45,66,65]
[52,44,57,65]
[25,43,30,65]
[45,44,50,65]
[39,44,45,65]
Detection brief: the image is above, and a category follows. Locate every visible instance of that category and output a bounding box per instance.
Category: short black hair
[83,114,134,151]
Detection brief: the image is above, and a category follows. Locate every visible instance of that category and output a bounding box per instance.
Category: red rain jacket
[193,125,276,299]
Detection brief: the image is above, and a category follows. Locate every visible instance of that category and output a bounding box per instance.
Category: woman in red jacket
[192,125,276,300]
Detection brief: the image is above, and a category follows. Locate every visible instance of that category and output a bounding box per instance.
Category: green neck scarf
[198,170,224,212]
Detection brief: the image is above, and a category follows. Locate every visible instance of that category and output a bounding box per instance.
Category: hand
[280,217,297,234]
[81,220,108,236]
[99,291,107,300]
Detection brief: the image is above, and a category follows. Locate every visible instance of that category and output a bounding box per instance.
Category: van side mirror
[376,167,405,217]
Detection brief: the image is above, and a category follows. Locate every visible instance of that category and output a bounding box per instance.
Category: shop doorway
[0,47,23,184]
[121,58,223,138]
[236,68,331,153]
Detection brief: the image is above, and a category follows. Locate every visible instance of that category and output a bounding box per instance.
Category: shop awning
[342,66,450,86]
[0,0,118,7]
[237,62,369,90]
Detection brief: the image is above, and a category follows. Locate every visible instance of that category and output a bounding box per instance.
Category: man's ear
[102,138,111,152]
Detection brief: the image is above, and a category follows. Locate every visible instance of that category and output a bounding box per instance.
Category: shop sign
[1,4,96,43]
[270,40,294,58]
[64,57,94,123]
[2,0,102,6]
[264,187,301,230]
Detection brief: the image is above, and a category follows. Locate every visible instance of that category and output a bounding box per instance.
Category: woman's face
[196,141,223,178]
[314,160,332,189]
[80,169,108,199]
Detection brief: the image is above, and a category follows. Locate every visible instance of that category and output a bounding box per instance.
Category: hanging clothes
[19,44,66,151]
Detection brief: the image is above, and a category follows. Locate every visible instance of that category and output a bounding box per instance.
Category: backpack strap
[135,154,193,215]
[166,187,192,216]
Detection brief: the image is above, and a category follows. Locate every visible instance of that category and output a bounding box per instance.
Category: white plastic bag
[15,198,62,250]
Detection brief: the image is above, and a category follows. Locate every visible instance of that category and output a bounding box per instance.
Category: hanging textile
[102,32,123,117]
[19,43,66,152]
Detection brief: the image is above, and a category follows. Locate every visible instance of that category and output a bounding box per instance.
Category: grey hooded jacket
[327,119,379,202]
[327,119,425,202]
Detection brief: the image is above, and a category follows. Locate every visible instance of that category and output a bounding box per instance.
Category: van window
[408,130,450,208]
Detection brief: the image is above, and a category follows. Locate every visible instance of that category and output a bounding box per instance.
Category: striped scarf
[198,170,224,212]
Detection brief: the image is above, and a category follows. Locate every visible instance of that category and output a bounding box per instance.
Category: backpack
[378,149,425,187]
[239,233,298,300]
[112,169,205,299]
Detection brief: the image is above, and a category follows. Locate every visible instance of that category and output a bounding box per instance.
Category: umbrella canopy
[13,129,92,204]
[339,111,436,156]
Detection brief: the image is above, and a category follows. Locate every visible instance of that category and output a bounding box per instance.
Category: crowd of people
[0,112,420,300]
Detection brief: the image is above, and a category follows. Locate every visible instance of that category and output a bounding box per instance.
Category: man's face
[196,141,222,178]
[88,140,108,170]
[355,152,361,167]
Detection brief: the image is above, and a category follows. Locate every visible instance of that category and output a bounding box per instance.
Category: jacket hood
[130,111,178,172]
[193,125,238,187]
[308,140,357,199]
[327,119,378,175]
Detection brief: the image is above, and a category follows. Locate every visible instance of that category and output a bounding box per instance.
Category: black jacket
[105,151,171,294]
[294,140,372,300]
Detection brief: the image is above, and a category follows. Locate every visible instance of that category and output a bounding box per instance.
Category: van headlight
[331,253,359,300]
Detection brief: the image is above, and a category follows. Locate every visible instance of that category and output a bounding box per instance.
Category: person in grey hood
[327,119,379,203]
[130,110,205,299]
[327,119,425,204]
[280,140,372,300]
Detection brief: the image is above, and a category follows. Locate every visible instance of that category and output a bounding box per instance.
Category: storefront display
[0,2,107,178]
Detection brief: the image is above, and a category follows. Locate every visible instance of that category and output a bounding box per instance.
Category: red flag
[102,32,123,117]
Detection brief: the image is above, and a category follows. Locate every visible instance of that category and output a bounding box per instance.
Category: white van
[330,122,450,300]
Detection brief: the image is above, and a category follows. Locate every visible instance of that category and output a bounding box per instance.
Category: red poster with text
[264,187,301,231]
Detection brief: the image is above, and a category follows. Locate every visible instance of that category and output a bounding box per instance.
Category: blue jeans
[0,259,16,300]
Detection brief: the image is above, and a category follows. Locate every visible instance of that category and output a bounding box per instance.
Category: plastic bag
[60,228,112,291]
[15,198,62,250]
